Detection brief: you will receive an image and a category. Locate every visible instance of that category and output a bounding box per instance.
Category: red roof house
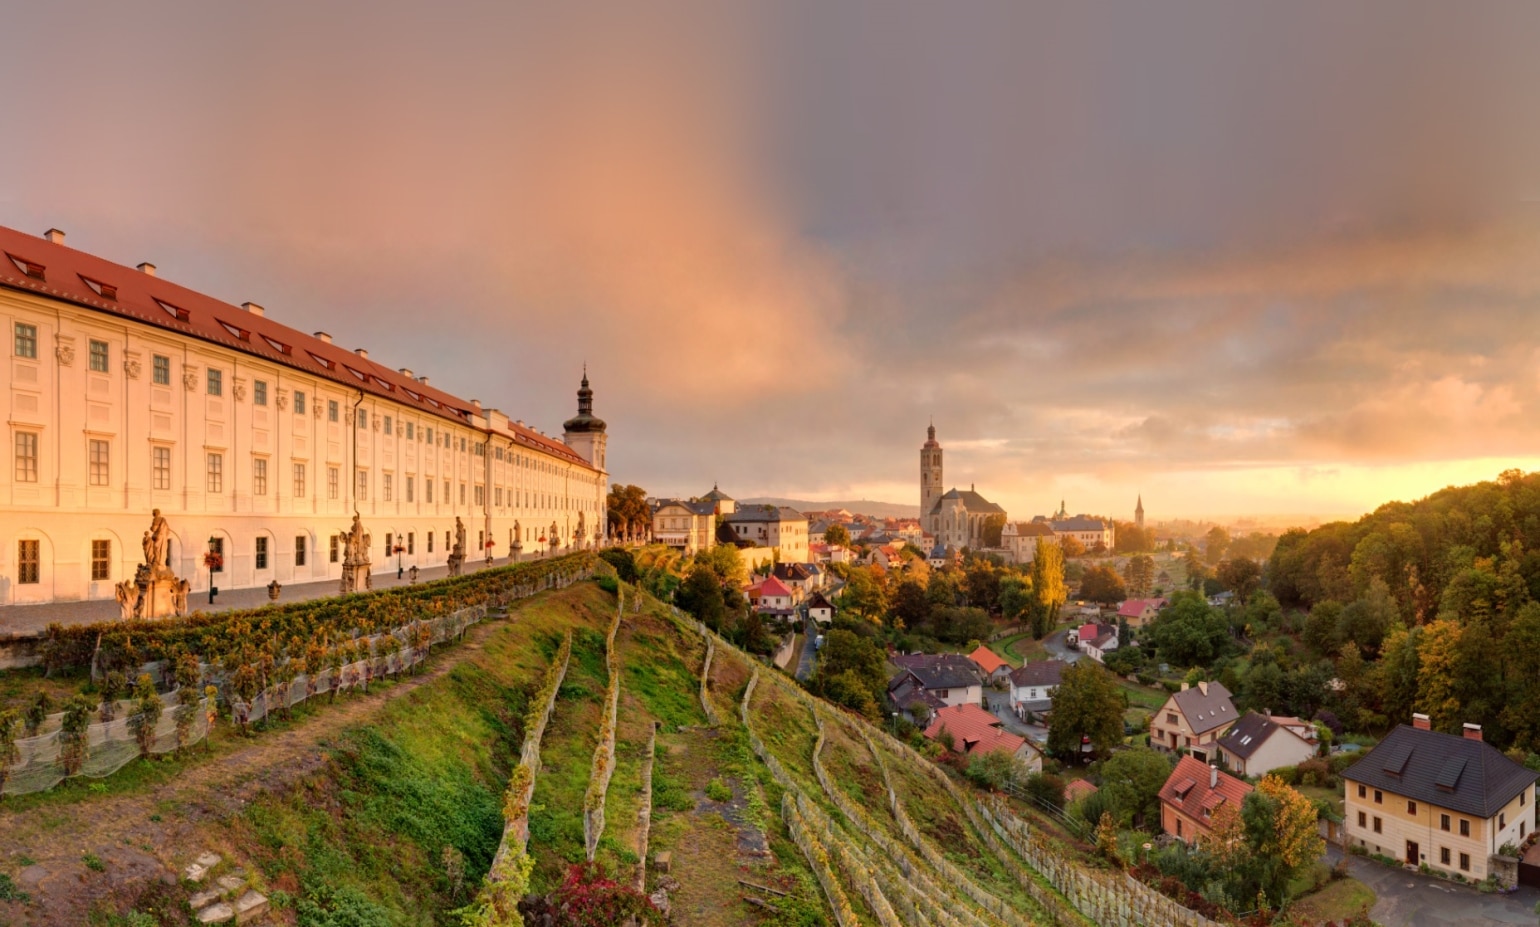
[967,646,1011,682]
[923,704,1040,768]
[1116,597,1168,627]
[1158,755,1253,843]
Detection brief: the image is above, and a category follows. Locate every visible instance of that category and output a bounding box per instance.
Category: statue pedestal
[447,551,465,577]
[133,565,185,619]
[340,558,372,594]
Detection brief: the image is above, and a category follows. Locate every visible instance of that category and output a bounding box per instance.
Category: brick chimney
[1463,723,1483,742]
[242,301,264,317]
[1210,764,1218,789]
[43,228,65,244]
[1198,681,1208,696]
[1412,713,1431,731]
[137,262,157,277]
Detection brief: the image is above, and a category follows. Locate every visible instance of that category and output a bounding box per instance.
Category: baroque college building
[0,225,608,610]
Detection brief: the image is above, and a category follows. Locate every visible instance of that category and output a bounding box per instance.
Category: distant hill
[739,497,919,519]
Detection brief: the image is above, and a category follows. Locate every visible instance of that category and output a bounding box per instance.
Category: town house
[1150,681,1237,763]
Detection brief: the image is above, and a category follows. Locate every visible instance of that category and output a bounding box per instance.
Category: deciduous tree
[1045,661,1124,761]
[1028,540,1068,639]
[1079,565,1126,606]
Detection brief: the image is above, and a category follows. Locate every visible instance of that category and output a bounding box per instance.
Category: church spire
[563,367,605,434]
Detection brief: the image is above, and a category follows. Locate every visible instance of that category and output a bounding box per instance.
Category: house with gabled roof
[1159,755,1253,843]
[1150,681,1237,763]
[1343,715,1538,882]
[1216,710,1315,777]
[923,703,1042,772]
[1008,659,1066,719]
[806,590,836,625]
[1076,623,1119,662]
[1116,597,1168,628]
[888,653,983,711]
[967,645,1011,683]
[757,576,795,612]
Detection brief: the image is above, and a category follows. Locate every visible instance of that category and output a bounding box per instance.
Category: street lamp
[204,535,220,605]
[891,711,898,736]
[394,544,405,580]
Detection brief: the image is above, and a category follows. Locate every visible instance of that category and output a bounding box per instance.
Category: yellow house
[1150,680,1237,763]
[1342,715,1538,883]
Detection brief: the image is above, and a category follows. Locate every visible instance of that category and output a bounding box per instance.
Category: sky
[4,2,1540,524]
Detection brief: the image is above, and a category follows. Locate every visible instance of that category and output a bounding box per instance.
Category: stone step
[196,902,234,924]
[234,890,269,924]
[182,851,222,883]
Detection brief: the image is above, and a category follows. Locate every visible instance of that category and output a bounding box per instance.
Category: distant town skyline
[4,4,1538,520]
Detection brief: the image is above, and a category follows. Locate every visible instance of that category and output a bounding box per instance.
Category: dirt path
[0,618,502,926]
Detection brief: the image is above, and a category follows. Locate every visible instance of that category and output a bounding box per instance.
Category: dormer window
[153,298,191,322]
[5,253,45,280]
[79,275,117,300]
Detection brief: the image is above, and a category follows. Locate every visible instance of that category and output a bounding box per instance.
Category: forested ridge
[1266,468,1540,750]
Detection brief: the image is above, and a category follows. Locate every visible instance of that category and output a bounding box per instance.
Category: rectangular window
[384,473,393,502]
[1460,853,1470,872]
[1373,817,1381,834]
[152,354,170,385]
[384,416,392,435]
[495,487,502,506]
[328,467,339,500]
[1460,819,1470,837]
[407,532,414,554]
[91,539,110,581]
[425,427,433,443]
[152,446,171,490]
[426,479,434,503]
[293,462,306,498]
[295,535,307,567]
[1357,811,1366,828]
[17,539,39,584]
[1500,812,1506,829]
[328,400,339,422]
[358,409,368,429]
[356,469,368,501]
[206,453,223,493]
[14,432,38,482]
[445,531,450,551]
[1408,800,1417,816]
[294,391,306,415]
[1374,790,1382,804]
[88,439,109,486]
[1441,814,1451,832]
[444,481,450,505]
[253,380,268,406]
[406,422,414,440]
[330,535,340,563]
[475,484,484,506]
[255,536,268,570]
[406,475,414,502]
[1441,847,1450,865]
[428,531,434,553]
[1358,784,1367,799]
[14,323,36,358]
[384,533,393,554]
[253,457,268,495]
[88,339,109,372]
[207,368,222,396]
[459,482,465,505]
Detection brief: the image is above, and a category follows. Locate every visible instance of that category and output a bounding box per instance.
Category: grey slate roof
[927,488,1006,516]
[888,654,982,692]
[1169,682,1236,735]
[653,498,716,516]
[1217,711,1291,760]
[1052,516,1111,532]
[725,504,805,523]
[1343,724,1539,819]
[1009,660,1066,689]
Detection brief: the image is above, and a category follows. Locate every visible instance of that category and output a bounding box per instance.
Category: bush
[1297,757,1331,788]
[705,778,733,803]
[1022,772,1066,812]
[595,574,619,594]
[1160,680,1181,694]
[1136,672,1156,687]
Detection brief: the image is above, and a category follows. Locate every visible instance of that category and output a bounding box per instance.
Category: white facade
[0,227,608,613]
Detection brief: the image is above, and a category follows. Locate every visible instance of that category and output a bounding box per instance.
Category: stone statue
[550,521,559,548]
[453,517,467,557]
[115,580,140,621]
[577,511,586,540]
[172,579,190,617]
[141,530,153,568]
[147,509,172,572]
[339,514,372,593]
[514,521,522,545]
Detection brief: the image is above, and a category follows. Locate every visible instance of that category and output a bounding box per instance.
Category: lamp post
[394,544,405,580]
[891,711,898,736]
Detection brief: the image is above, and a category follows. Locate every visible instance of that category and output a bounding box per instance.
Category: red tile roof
[1158,755,1253,824]
[759,576,793,598]
[0,225,592,468]
[1064,779,1100,803]
[1117,597,1168,618]
[923,704,1029,759]
[968,646,1009,676]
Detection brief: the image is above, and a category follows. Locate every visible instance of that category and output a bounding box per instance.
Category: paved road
[0,556,536,635]
[1327,846,1540,926]
[1043,628,1082,664]
[795,616,818,681]
[985,690,1048,743]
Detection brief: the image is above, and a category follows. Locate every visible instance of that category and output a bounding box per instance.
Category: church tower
[562,367,607,473]
[1135,494,1145,530]
[920,422,943,534]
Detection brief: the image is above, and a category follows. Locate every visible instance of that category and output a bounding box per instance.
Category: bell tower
[562,366,607,473]
[920,422,943,534]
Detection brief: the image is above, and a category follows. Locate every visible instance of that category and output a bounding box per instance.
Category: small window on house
[1408,800,1417,816]
[14,323,37,358]
[295,536,307,567]
[358,409,368,429]
[328,400,339,422]
[1357,811,1366,828]
[14,432,38,482]
[88,439,109,486]
[255,536,268,570]
[254,380,268,406]
[1374,790,1382,804]
[1373,817,1381,834]
[152,355,170,385]
[1441,814,1450,832]
[356,469,368,501]
[294,391,306,414]
[406,422,414,440]
[1500,812,1506,829]
[206,453,223,493]
[1358,784,1367,799]
[293,462,307,498]
[1459,853,1470,872]
[384,416,392,435]
[88,339,109,372]
[406,475,414,502]
[407,532,414,554]
[152,446,171,490]
[383,473,392,502]
[428,531,434,553]
[1460,819,1470,837]
[1441,847,1450,865]
[207,368,222,396]
[253,458,268,495]
[328,467,339,500]
[330,535,340,563]
[91,539,111,581]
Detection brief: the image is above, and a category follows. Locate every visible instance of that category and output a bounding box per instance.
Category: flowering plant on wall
[202,551,223,571]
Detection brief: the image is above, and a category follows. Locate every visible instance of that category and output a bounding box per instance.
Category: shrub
[1136,672,1157,687]
[1160,680,1181,694]
[705,778,733,802]
[1297,757,1331,788]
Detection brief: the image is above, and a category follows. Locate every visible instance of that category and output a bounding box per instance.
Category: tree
[1028,539,1068,639]
[1098,748,1172,828]
[824,523,851,548]
[809,629,889,720]
[1146,592,1230,667]
[1124,555,1156,598]
[964,560,1002,613]
[982,514,1008,548]
[999,576,1032,624]
[1205,526,1230,565]
[1045,661,1124,761]
[931,606,992,645]
[838,566,887,622]
[677,564,727,632]
[1059,534,1087,558]
[1079,565,1126,606]
[965,749,1031,792]
[1414,617,1463,731]
[1242,775,1325,906]
[1216,558,1262,602]
[890,577,931,631]
[1114,521,1154,554]
[605,484,652,542]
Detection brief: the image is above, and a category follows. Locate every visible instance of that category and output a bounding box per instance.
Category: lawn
[1296,782,1345,818]
[992,632,1047,667]
[1117,678,1168,710]
[1288,875,1375,924]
